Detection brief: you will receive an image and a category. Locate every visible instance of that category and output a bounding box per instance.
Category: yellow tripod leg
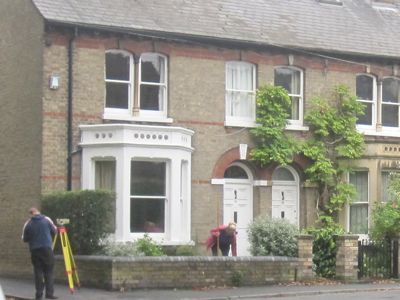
[59,226,75,293]
[52,233,58,250]
[64,230,80,288]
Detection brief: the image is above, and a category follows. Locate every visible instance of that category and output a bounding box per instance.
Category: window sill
[103,113,173,124]
[285,124,309,131]
[224,119,257,128]
[358,127,400,138]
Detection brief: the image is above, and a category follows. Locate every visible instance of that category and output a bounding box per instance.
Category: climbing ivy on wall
[251,84,365,223]
[251,84,365,277]
[303,85,365,223]
[250,85,299,166]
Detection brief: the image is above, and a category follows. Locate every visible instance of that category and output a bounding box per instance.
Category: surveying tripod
[52,219,80,293]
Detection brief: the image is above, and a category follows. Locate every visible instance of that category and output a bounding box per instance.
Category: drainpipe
[67,29,76,191]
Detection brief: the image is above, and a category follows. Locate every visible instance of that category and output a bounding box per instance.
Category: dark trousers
[31,247,55,299]
[211,244,230,256]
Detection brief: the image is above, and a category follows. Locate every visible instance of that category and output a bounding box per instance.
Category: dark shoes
[45,296,58,299]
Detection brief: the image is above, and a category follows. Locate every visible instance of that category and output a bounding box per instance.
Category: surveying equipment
[52,218,80,293]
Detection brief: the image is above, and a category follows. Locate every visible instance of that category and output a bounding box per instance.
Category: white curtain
[95,161,116,191]
[349,171,368,234]
[350,204,368,234]
[226,62,254,118]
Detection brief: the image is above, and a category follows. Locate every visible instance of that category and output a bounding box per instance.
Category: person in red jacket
[206,222,237,256]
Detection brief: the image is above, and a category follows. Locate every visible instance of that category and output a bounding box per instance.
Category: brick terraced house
[1,0,400,276]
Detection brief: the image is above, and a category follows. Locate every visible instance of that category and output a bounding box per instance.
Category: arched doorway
[223,163,253,256]
[271,166,299,227]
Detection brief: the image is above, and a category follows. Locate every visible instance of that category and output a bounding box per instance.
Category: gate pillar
[335,235,359,282]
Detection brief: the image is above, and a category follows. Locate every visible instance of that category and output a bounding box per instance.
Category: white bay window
[80,124,193,244]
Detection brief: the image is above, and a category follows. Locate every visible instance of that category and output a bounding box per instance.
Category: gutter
[66,28,76,191]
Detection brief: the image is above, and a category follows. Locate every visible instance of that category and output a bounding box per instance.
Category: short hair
[29,207,40,215]
[227,222,237,230]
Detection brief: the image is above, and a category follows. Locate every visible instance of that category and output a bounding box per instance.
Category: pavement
[1,277,400,300]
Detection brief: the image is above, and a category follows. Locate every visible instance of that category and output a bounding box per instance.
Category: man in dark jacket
[22,207,58,300]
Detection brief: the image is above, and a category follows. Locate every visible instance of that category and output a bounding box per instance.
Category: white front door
[223,182,253,256]
[272,184,298,227]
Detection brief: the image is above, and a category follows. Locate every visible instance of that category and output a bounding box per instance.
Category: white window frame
[103,49,134,120]
[138,53,168,119]
[356,74,376,130]
[129,159,169,239]
[225,61,256,128]
[274,66,305,129]
[381,76,400,131]
[347,170,369,238]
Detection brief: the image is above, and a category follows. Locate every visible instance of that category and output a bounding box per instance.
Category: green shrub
[306,220,344,278]
[247,216,299,256]
[97,241,137,257]
[41,190,115,255]
[231,270,244,287]
[175,245,197,256]
[134,234,165,256]
[97,235,165,256]
[371,200,400,240]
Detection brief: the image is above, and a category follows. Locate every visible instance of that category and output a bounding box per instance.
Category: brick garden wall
[55,256,302,290]
[52,235,314,290]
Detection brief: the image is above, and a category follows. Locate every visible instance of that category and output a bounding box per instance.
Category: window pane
[274,68,300,94]
[272,168,295,181]
[381,171,398,202]
[131,161,166,196]
[228,91,254,118]
[140,85,165,111]
[106,52,130,81]
[226,62,254,91]
[141,55,165,83]
[290,96,300,120]
[382,104,399,127]
[224,166,248,179]
[349,171,368,202]
[357,102,372,125]
[350,204,368,234]
[226,62,255,119]
[383,78,400,103]
[106,82,129,109]
[95,161,116,191]
[130,198,165,233]
[356,75,373,100]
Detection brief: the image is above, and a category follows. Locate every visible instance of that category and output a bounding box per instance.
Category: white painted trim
[224,119,257,128]
[103,113,174,123]
[211,178,225,185]
[254,180,268,186]
[285,124,309,131]
[229,162,254,181]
